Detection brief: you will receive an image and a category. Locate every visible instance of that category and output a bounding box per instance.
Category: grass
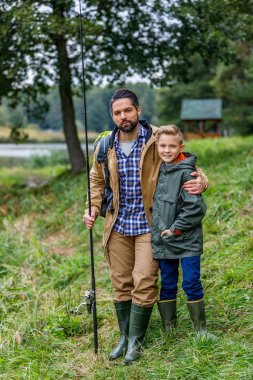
[0,136,252,379]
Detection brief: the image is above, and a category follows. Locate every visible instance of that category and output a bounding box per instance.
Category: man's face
[157,134,185,164]
[111,98,141,133]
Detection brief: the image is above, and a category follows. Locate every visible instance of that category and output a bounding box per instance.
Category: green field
[0,136,252,379]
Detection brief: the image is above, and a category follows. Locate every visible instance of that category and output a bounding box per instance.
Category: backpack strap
[96,133,111,164]
[94,133,114,216]
[96,134,111,203]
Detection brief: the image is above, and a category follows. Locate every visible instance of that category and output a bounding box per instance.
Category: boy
[151,125,214,338]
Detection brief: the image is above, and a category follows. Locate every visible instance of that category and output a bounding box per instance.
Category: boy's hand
[83,208,97,229]
[161,229,173,236]
[182,172,206,194]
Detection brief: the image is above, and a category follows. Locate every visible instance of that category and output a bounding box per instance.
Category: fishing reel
[69,290,95,315]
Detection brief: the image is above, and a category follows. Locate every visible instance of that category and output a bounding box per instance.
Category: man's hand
[182,172,206,195]
[161,229,173,237]
[83,208,97,229]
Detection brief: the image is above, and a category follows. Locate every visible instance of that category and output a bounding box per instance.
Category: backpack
[93,131,113,217]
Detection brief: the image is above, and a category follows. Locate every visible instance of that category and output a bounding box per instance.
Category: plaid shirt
[113,124,151,236]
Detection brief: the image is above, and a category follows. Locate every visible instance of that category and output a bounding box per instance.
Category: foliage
[155,49,253,135]
[1,0,253,105]
[52,83,156,133]
[9,127,29,143]
[0,136,252,378]
[156,54,216,127]
[2,65,253,135]
[0,2,27,99]
[23,152,69,169]
[1,83,157,133]
[211,51,253,135]
[1,0,253,173]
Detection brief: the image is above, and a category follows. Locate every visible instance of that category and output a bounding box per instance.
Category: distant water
[0,143,94,157]
[0,143,93,166]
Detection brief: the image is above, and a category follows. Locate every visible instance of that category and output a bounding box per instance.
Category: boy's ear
[180,144,185,152]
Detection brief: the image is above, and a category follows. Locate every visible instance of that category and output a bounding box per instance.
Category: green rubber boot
[124,304,153,365]
[187,299,216,340]
[109,300,132,360]
[158,299,177,333]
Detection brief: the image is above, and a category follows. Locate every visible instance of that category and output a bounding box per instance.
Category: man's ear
[137,106,141,117]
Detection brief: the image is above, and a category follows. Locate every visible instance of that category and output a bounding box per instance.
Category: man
[83,88,208,364]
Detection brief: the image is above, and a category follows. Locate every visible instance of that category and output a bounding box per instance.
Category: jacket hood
[160,153,196,173]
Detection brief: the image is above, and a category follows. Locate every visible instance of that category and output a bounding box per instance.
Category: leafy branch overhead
[1,0,253,174]
[1,0,253,98]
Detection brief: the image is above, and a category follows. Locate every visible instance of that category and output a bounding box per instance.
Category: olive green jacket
[151,154,207,259]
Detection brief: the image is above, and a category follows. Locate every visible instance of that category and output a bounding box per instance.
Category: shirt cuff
[170,225,182,235]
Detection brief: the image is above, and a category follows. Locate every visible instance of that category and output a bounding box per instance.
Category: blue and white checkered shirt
[113,123,151,236]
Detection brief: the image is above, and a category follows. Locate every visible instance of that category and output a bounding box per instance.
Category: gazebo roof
[180,99,222,121]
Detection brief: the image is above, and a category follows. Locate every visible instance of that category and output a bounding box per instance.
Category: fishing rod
[77,0,98,354]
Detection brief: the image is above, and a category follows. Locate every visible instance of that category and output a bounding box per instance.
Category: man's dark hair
[109,88,139,113]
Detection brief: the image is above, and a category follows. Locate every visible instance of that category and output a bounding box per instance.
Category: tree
[0,1,85,173]
[1,0,253,173]
[27,84,157,133]
[0,4,27,100]
[156,54,216,126]
[2,0,168,173]
[212,49,253,135]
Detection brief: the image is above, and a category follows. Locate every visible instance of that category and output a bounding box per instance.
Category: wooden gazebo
[180,99,222,138]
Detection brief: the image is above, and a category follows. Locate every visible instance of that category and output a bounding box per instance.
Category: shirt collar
[138,122,147,138]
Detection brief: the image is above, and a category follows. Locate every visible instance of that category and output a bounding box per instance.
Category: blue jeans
[159,256,204,301]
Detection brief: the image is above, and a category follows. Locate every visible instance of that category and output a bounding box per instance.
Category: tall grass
[0,136,252,379]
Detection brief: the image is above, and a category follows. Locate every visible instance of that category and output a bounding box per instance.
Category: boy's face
[157,133,185,164]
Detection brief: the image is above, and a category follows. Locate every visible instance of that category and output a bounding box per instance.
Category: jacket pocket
[158,194,178,225]
[161,233,185,243]
[162,229,193,242]
[161,233,187,255]
[161,229,200,255]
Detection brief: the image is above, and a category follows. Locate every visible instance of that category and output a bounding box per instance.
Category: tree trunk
[55,36,86,175]
[51,2,86,175]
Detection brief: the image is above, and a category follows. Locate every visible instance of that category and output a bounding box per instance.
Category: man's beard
[117,118,139,133]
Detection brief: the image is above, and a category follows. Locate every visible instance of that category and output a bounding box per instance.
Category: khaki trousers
[106,230,159,307]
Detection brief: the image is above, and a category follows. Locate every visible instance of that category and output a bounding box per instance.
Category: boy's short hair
[157,125,184,144]
[109,88,139,113]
